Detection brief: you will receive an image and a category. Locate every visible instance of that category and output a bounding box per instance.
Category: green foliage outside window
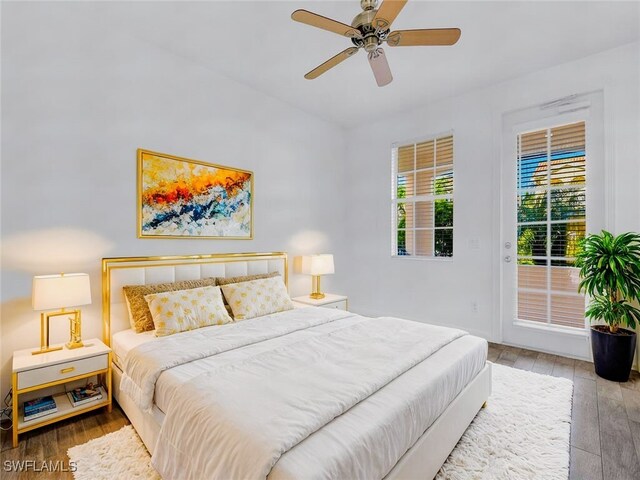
[434,174,453,256]
[517,188,585,263]
[395,171,453,256]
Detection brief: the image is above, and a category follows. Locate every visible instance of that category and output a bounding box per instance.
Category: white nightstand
[292,294,348,311]
[11,338,112,447]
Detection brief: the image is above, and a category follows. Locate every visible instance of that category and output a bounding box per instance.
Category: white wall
[343,42,640,358]
[0,3,348,397]
[2,3,639,401]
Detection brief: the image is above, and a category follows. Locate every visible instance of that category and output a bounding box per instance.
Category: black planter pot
[590,326,637,382]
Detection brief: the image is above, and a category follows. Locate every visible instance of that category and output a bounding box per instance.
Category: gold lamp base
[32,309,84,355]
[309,275,326,300]
[66,339,84,349]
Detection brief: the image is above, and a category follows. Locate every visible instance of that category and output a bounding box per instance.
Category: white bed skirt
[112,362,491,479]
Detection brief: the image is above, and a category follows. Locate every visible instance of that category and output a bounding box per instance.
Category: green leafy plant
[576,231,640,333]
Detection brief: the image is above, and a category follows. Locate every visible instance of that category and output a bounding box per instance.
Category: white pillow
[144,286,232,337]
[220,276,294,320]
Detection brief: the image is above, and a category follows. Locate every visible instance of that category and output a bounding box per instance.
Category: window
[516,122,586,328]
[392,134,454,257]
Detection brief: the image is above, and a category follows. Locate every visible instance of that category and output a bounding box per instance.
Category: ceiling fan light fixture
[291,0,460,86]
[363,35,380,52]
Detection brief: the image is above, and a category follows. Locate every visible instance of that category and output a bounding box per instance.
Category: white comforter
[120,307,350,412]
[122,308,467,480]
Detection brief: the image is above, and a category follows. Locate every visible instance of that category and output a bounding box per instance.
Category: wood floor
[2,343,640,479]
[0,406,130,479]
[488,343,640,480]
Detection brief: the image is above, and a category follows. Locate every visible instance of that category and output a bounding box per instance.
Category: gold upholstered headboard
[101,252,288,346]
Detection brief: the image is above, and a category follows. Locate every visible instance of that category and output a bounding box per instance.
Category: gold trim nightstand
[292,294,348,311]
[11,338,112,447]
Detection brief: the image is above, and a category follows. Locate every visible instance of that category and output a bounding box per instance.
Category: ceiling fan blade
[371,0,408,31]
[292,10,362,39]
[368,48,393,87]
[387,28,461,47]
[304,47,359,80]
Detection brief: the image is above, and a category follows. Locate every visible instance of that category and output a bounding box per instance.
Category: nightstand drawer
[322,300,347,310]
[17,354,108,390]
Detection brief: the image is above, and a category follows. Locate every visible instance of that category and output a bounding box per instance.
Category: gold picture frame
[137,149,253,239]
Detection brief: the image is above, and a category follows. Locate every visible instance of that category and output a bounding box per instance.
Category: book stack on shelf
[66,383,105,408]
[23,396,57,422]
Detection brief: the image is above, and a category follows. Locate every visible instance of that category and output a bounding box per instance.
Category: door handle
[504,256,512,263]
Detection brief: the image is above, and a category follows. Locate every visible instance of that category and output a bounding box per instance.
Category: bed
[102,252,491,479]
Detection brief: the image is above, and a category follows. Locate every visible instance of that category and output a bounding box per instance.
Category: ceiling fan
[291,0,461,87]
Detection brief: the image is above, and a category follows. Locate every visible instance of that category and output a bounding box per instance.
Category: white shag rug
[67,425,160,480]
[435,364,573,480]
[68,364,572,480]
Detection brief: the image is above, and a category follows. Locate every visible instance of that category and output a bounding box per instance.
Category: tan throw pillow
[145,286,232,337]
[123,278,218,333]
[220,276,294,321]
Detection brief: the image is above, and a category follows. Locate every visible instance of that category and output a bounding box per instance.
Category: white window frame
[391,131,455,260]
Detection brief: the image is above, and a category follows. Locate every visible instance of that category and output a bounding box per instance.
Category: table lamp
[301,254,334,299]
[32,273,91,355]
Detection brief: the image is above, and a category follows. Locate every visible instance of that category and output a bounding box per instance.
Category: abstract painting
[137,149,253,239]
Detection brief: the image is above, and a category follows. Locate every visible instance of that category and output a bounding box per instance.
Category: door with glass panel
[502,96,605,358]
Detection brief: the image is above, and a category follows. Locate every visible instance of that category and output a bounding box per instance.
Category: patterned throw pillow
[144,286,232,337]
[217,272,281,317]
[123,278,218,333]
[220,276,294,320]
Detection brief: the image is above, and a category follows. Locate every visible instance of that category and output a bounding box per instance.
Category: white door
[501,92,605,359]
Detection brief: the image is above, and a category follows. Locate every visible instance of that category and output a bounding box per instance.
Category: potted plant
[576,231,640,382]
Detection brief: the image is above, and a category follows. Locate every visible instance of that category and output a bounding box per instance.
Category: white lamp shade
[301,254,335,276]
[32,273,92,311]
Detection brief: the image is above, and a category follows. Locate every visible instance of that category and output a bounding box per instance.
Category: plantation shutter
[392,134,454,257]
[516,122,586,328]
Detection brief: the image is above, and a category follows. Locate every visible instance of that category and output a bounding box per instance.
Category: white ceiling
[90,1,638,127]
